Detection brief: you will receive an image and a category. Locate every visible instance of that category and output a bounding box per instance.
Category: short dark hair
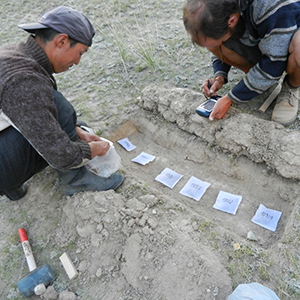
[183,0,240,41]
[33,28,79,47]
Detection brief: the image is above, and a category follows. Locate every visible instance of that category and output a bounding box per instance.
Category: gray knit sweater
[0,36,91,170]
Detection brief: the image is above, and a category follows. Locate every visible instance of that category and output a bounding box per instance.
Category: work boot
[57,166,124,196]
[0,184,28,201]
[271,84,299,126]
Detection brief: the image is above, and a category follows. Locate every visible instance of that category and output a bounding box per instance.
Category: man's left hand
[76,126,101,142]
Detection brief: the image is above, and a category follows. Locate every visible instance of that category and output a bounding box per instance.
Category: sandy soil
[1,1,300,300]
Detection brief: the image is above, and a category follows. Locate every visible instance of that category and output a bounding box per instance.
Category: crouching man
[183,0,300,125]
[0,6,124,200]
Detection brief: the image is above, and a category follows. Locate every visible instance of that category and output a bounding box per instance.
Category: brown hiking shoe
[271,85,299,125]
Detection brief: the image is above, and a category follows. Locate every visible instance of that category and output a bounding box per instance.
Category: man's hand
[76,126,110,158]
[209,95,233,121]
[76,126,101,142]
[202,76,225,98]
[89,140,110,158]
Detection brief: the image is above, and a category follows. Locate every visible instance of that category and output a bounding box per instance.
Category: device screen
[203,100,216,110]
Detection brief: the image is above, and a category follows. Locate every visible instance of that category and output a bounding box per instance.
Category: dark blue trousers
[0,90,78,191]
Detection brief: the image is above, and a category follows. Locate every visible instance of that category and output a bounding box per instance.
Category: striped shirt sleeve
[227,0,300,103]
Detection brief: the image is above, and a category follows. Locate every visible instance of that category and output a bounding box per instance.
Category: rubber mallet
[17,228,55,297]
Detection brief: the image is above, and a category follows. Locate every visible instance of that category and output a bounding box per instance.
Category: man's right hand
[89,140,110,158]
[202,76,225,98]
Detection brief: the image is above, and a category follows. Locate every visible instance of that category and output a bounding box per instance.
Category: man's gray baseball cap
[18,6,95,46]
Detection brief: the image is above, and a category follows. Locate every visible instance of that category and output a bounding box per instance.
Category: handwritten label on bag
[179,176,211,201]
[251,204,282,232]
[155,168,183,189]
[213,191,242,215]
[117,137,136,151]
[131,152,156,165]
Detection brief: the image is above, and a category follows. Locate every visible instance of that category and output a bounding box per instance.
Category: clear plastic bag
[227,283,280,300]
[86,138,121,178]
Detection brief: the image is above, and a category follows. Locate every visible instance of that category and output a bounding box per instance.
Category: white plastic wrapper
[227,282,280,300]
[86,138,121,178]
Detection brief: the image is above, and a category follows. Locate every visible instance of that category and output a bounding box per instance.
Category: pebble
[247,231,258,241]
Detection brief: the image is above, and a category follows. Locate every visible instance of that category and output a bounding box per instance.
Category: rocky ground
[1,1,300,300]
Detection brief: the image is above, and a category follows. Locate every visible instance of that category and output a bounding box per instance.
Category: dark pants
[0,90,78,191]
